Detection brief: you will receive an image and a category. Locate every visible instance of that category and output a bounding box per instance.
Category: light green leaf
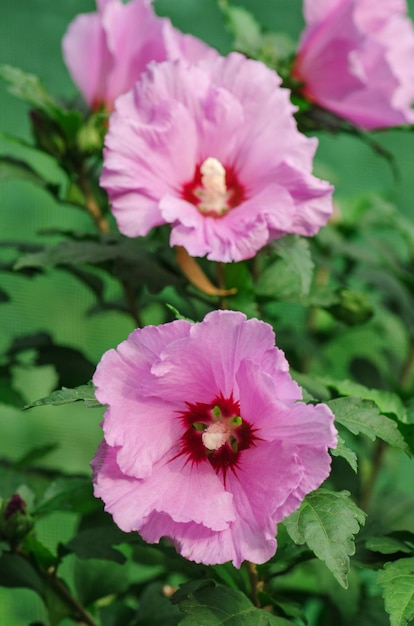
[331,436,358,473]
[256,236,314,300]
[174,580,295,625]
[284,489,366,588]
[0,65,60,118]
[378,558,414,626]
[218,2,262,55]
[24,381,101,410]
[0,65,83,138]
[328,397,409,453]
[165,304,194,323]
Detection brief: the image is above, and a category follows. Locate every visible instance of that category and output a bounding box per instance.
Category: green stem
[44,573,99,626]
[245,561,261,607]
[122,281,143,328]
[77,166,110,235]
[400,332,414,391]
[216,262,228,309]
[17,550,98,626]
[359,440,386,512]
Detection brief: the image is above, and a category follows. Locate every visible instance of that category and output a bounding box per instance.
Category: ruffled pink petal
[62,12,112,108]
[92,312,337,566]
[100,53,333,261]
[297,0,414,129]
[63,0,217,110]
[149,311,281,400]
[93,322,191,477]
[102,0,166,108]
[275,446,334,522]
[93,443,235,532]
[139,510,278,567]
[161,20,219,65]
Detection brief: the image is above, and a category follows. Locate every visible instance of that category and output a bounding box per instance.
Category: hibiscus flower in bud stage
[92,310,337,567]
[293,0,414,130]
[101,53,333,262]
[62,0,217,111]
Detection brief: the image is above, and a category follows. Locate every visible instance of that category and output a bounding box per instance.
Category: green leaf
[34,476,100,516]
[14,444,58,469]
[322,378,408,422]
[65,527,128,564]
[134,583,181,626]
[99,601,136,626]
[331,436,358,473]
[256,236,314,300]
[284,489,366,588]
[378,558,414,626]
[366,536,414,556]
[165,304,194,322]
[0,286,9,303]
[396,423,414,457]
[174,579,295,625]
[0,65,83,139]
[74,558,130,606]
[218,2,262,55]
[0,366,25,407]
[0,65,61,118]
[23,535,57,570]
[0,552,45,596]
[328,397,410,453]
[0,155,48,186]
[24,381,101,410]
[44,583,75,626]
[14,236,182,293]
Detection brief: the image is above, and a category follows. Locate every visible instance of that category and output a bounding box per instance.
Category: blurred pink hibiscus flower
[91,310,337,567]
[101,53,333,262]
[293,0,414,129]
[62,0,217,111]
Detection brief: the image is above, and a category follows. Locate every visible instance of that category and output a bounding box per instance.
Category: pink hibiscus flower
[91,310,337,567]
[101,53,333,262]
[62,0,217,111]
[293,0,414,130]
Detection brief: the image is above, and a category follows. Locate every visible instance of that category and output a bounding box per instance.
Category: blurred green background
[1,0,414,623]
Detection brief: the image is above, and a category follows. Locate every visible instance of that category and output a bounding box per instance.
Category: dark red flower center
[182,157,245,218]
[177,393,257,481]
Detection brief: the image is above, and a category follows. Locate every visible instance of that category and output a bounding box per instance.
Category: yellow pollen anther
[202,422,231,451]
[198,157,229,216]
